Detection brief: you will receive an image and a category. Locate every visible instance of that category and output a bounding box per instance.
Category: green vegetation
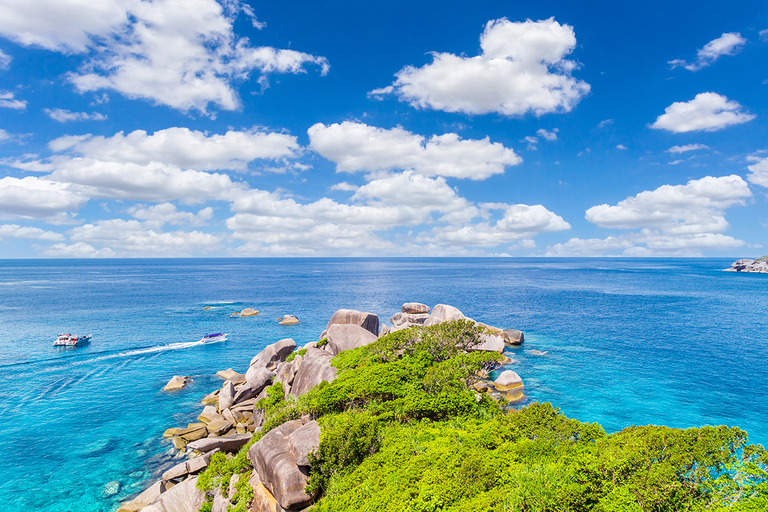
[285,348,308,363]
[755,255,768,262]
[196,320,768,511]
[317,338,328,348]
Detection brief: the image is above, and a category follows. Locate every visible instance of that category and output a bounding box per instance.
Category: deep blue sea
[1,258,766,511]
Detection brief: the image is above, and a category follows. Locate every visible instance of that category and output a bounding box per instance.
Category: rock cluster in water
[118,302,526,512]
[725,258,768,273]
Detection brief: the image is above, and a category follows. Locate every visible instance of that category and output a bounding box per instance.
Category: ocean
[0,258,766,511]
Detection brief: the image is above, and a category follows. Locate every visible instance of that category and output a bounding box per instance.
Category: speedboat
[199,333,227,344]
[54,333,92,347]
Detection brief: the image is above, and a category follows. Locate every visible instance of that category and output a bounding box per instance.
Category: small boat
[199,333,227,344]
[54,333,92,347]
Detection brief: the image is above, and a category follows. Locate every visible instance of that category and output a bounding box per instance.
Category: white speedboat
[54,333,92,347]
[199,333,227,344]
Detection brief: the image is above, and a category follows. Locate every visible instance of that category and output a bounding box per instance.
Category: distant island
[725,256,768,273]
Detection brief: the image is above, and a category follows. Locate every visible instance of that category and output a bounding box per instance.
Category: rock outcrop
[279,315,300,325]
[326,323,378,356]
[163,375,190,391]
[248,417,319,511]
[726,258,768,273]
[290,348,337,396]
[323,309,379,338]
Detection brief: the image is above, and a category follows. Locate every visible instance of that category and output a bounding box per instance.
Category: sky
[0,0,767,258]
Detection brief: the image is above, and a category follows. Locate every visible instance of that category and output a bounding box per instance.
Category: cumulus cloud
[746,155,768,187]
[0,176,87,219]
[667,143,710,154]
[370,17,589,116]
[616,144,628,150]
[586,175,750,234]
[0,0,328,113]
[65,219,220,256]
[650,92,755,132]
[128,203,214,226]
[560,175,751,256]
[44,108,107,122]
[308,121,521,180]
[0,224,64,241]
[0,90,26,109]
[48,127,300,171]
[669,32,746,71]
[41,242,117,258]
[536,128,558,141]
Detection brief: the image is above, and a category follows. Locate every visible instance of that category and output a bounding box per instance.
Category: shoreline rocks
[122,302,528,512]
[725,257,768,273]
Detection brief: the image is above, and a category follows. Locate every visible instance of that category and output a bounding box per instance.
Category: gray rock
[390,312,430,326]
[218,381,236,412]
[501,329,524,345]
[233,367,275,404]
[289,420,321,467]
[275,360,298,388]
[290,348,337,396]
[116,481,164,512]
[162,460,189,481]
[493,370,523,391]
[211,492,231,512]
[731,258,754,271]
[423,304,465,326]
[250,470,280,512]
[325,309,380,337]
[471,333,505,353]
[187,433,252,453]
[326,324,378,356]
[151,475,204,512]
[248,339,297,378]
[248,419,313,510]
[401,302,430,314]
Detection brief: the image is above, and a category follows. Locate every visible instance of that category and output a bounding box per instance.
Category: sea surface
[0,258,766,511]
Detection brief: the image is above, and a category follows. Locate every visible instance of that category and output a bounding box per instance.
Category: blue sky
[0,0,766,257]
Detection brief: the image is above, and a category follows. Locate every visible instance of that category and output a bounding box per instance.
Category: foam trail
[71,341,202,366]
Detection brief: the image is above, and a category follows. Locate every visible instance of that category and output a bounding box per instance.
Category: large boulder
[401,302,430,314]
[326,324,378,356]
[290,348,337,396]
[325,309,379,337]
[150,475,205,512]
[116,481,166,512]
[233,368,275,404]
[423,304,465,326]
[279,315,300,325]
[471,333,504,353]
[493,370,523,392]
[163,375,190,391]
[248,339,297,379]
[390,312,430,327]
[250,470,279,512]
[289,421,321,467]
[501,329,524,346]
[187,433,252,453]
[218,381,236,412]
[248,419,317,510]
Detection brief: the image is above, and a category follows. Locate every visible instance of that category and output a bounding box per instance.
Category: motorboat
[199,333,227,344]
[54,333,92,347]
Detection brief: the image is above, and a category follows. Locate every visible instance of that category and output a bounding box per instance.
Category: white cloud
[0,224,64,241]
[66,219,220,256]
[667,143,710,154]
[41,242,117,258]
[0,49,10,68]
[128,203,213,226]
[49,127,300,171]
[0,176,87,219]
[650,92,755,133]
[545,236,633,256]
[521,135,538,150]
[329,182,357,192]
[761,29,768,42]
[536,128,558,141]
[597,119,614,128]
[616,144,628,150]
[427,204,570,246]
[0,90,26,109]
[0,0,328,113]
[308,121,521,180]
[669,32,746,71]
[0,129,10,141]
[746,155,768,187]
[44,108,107,122]
[545,232,744,257]
[586,175,750,234]
[370,17,589,116]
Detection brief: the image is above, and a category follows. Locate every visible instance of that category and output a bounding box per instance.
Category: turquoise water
[0,258,766,511]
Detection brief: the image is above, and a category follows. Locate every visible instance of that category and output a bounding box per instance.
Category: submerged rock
[102,480,121,498]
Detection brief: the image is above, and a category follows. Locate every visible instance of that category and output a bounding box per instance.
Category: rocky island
[117,302,768,512]
[725,256,768,272]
